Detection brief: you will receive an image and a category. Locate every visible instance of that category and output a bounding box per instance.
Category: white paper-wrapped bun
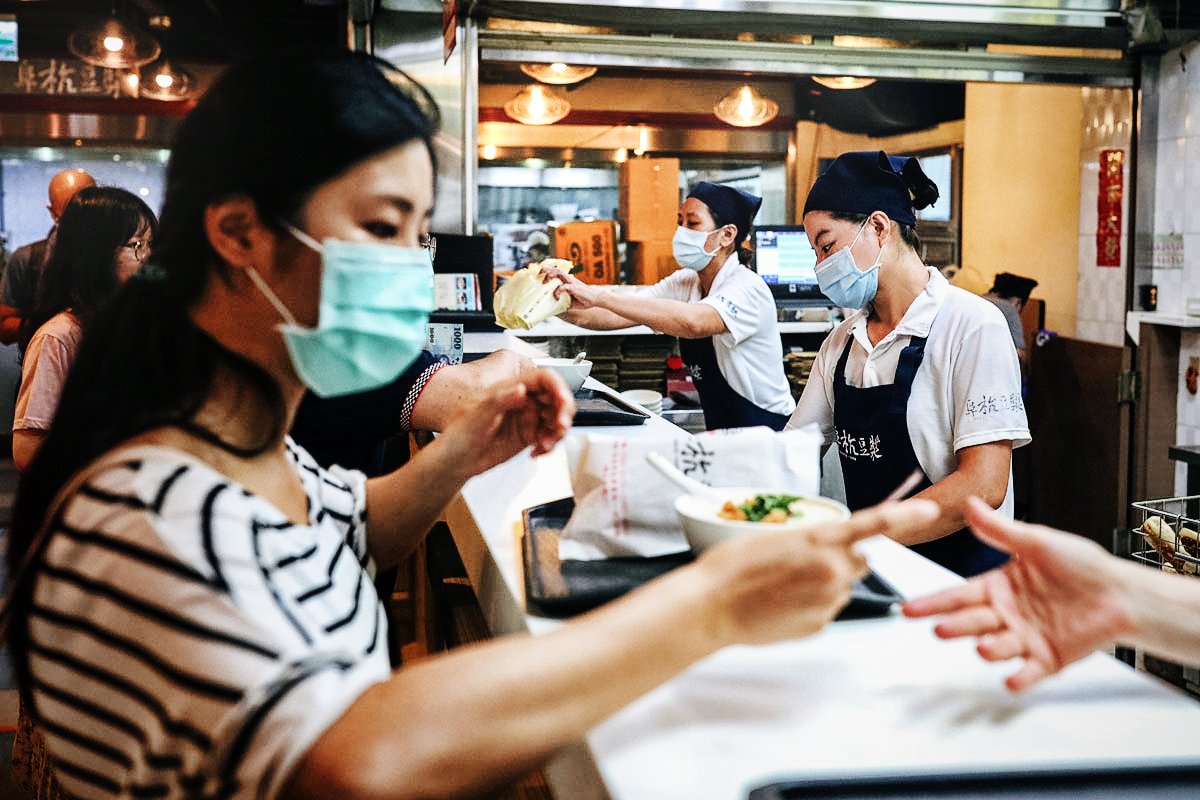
[493,260,574,329]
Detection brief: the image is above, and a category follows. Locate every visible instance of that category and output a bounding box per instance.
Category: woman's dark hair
[18,186,157,351]
[4,50,441,697]
[706,204,755,267]
[829,211,923,256]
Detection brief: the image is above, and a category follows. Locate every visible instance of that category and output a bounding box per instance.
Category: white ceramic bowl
[621,389,663,412]
[534,357,593,392]
[675,489,851,552]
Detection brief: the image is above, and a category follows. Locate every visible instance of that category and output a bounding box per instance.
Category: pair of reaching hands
[698,494,1158,693]
[434,351,1175,693]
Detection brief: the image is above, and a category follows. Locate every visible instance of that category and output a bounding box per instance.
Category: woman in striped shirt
[3,51,937,799]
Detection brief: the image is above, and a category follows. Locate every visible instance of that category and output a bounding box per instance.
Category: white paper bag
[559,425,824,560]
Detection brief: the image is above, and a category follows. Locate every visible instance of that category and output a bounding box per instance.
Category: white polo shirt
[641,254,796,417]
[787,267,1030,516]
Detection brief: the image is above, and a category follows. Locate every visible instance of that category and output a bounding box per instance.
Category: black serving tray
[521,498,903,619]
[572,388,651,426]
[748,763,1200,799]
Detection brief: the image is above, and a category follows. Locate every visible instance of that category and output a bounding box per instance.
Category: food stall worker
[542,182,796,431]
[786,151,1030,577]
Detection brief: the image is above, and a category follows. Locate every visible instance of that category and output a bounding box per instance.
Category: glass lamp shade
[811,75,877,90]
[139,57,193,101]
[713,84,779,128]
[504,84,571,125]
[519,62,597,85]
[68,15,161,70]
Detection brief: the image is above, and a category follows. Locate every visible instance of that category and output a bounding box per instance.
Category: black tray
[748,763,1200,799]
[521,498,902,619]
[572,388,651,426]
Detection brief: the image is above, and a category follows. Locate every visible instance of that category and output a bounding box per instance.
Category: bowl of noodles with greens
[674,489,850,552]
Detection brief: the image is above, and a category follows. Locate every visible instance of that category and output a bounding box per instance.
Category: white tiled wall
[1075,88,1128,350]
[1150,42,1200,495]
[1076,86,1132,348]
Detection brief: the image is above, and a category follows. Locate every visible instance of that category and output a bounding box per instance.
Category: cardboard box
[552,220,619,285]
[626,239,677,286]
[619,158,680,242]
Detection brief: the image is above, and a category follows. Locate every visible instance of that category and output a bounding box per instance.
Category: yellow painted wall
[962,82,1083,335]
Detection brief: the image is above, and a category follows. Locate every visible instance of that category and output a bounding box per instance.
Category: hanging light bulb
[139,56,194,101]
[519,62,598,85]
[713,84,779,128]
[811,76,877,90]
[68,9,160,70]
[504,84,571,125]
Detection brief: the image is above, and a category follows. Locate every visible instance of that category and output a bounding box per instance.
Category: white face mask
[672,225,721,271]
[814,220,882,309]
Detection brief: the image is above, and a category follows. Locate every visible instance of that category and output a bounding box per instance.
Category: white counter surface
[451,334,1200,799]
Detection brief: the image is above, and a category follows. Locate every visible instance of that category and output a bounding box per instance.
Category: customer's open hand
[902,497,1135,692]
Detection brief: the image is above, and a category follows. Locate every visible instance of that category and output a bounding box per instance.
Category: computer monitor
[751,225,829,305]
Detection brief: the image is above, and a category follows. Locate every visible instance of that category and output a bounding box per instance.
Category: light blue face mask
[248,222,434,398]
[672,225,722,271]
[814,220,882,309]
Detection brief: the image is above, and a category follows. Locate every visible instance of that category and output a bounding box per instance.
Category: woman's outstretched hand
[902,497,1136,692]
[538,263,604,310]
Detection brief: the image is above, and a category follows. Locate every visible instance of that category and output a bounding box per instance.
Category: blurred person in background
[0,168,96,346]
[982,272,1038,371]
[13,186,157,470]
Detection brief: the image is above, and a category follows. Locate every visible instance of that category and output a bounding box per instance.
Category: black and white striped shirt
[27,439,390,799]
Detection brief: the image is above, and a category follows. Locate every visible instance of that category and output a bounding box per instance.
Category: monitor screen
[0,16,15,62]
[752,225,828,304]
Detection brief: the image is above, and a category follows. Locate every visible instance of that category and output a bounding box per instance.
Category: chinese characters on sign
[6,58,129,98]
[1151,233,1184,269]
[1097,149,1124,267]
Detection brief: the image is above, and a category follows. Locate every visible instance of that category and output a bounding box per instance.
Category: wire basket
[1129,495,1200,575]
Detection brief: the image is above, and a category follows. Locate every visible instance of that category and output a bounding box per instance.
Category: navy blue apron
[832,335,1007,577]
[679,335,789,431]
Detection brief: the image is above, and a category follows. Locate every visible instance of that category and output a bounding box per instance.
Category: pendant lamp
[139,56,193,101]
[504,84,571,125]
[713,84,779,128]
[68,8,160,70]
[519,62,597,85]
[811,76,877,90]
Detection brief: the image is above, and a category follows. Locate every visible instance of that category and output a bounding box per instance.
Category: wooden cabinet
[618,157,679,243]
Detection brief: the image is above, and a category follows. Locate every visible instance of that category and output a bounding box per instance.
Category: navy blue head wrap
[802,150,939,227]
[991,272,1038,302]
[687,181,763,246]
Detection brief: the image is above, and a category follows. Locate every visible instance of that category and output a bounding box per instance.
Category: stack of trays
[617,337,673,393]
[784,349,819,398]
[580,337,622,388]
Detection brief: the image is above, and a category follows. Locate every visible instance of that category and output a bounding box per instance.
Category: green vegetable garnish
[569,263,583,275]
[738,494,804,522]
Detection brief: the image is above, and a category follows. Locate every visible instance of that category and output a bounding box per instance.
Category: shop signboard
[1096,148,1123,267]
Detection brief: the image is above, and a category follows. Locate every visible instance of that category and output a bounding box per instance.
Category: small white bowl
[534,357,593,392]
[675,489,851,552]
[621,389,663,412]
